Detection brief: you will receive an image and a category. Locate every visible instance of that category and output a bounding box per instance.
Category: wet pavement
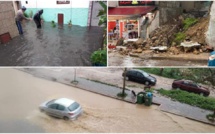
[108,51,208,66]
[0,21,103,66]
[1,68,215,133]
[20,68,215,126]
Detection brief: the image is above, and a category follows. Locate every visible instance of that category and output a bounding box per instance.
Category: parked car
[123,69,156,85]
[172,79,210,96]
[39,98,83,120]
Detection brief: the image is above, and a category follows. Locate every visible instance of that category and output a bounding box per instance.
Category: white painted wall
[21,0,90,8]
[206,2,215,47]
[147,11,159,38]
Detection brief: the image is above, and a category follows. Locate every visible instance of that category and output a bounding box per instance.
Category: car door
[56,104,67,118]
[47,103,59,117]
[136,72,144,83]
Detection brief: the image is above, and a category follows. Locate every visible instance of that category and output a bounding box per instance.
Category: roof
[54,98,75,107]
[108,6,155,16]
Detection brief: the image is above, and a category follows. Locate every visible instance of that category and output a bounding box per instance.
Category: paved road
[3,69,215,132]
[0,22,103,66]
[20,68,215,126]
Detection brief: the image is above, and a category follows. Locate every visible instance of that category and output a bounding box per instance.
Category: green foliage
[97,1,107,27]
[183,18,198,30]
[24,12,29,18]
[51,20,56,28]
[139,68,182,79]
[158,89,215,111]
[90,49,107,66]
[117,92,127,98]
[68,19,72,25]
[28,10,33,18]
[174,32,186,44]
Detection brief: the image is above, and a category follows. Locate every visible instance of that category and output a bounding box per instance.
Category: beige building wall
[0,1,19,40]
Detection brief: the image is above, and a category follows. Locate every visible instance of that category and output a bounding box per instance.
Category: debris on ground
[108,13,211,57]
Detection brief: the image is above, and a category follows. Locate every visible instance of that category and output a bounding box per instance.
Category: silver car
[39,98,83,120]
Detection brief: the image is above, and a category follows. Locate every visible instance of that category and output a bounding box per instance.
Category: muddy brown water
[0,22,103,66]
[1,69,215,132]
[108,52,208,66]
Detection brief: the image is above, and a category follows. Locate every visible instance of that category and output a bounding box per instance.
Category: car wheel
[125,76,129,81]
[145,81,149,85]
[63,116,69,121]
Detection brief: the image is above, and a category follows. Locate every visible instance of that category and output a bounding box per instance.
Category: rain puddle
[0,22,103,66]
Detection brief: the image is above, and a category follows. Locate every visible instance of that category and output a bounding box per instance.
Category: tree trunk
[122,68,127,95]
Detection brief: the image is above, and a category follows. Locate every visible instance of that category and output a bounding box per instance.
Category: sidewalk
[19,68,215,126]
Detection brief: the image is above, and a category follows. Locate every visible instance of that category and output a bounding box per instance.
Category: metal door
[58,13,64,25]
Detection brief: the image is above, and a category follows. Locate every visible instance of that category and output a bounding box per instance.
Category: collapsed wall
[206,2,215,47]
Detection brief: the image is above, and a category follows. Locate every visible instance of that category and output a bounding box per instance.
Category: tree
[97,1,107,48]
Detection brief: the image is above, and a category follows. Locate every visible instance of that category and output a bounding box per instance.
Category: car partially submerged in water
[172,79,210,97]
[39,98,83,120]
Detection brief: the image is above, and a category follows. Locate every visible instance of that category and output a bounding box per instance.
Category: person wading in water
[33,9,44,29]
[15,6,32,35]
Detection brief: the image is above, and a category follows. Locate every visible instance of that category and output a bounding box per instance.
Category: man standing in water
[33,9,44,29]
[15,6,32,35]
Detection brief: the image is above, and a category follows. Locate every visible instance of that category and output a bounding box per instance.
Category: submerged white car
[39,98,83,120]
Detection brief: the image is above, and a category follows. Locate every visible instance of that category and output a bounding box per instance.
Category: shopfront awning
[108,6,156,16]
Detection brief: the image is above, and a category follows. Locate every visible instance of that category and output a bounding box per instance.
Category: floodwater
[0,22,103,66]
[108,52,208,66]
[1,69,215,133]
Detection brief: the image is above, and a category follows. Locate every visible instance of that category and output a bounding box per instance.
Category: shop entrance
[58,13,64,25]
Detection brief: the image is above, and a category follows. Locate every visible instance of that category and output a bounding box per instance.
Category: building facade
[21,0,91,26]
[0,1,19,44]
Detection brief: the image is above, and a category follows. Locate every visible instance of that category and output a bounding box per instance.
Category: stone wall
[0,1,19,40]
[159,1,183,25]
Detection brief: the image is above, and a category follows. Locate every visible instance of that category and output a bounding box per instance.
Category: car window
[68,102,80,111]
[142,72,149,77]
[57,104,65,111]
[136,72,143,77]
[46,99,56,106]
[48,104,58,109]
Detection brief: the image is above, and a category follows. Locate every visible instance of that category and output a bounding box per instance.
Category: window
[136,72,143,77]
[57,105,65,111]
[48,104,58,109]
[26,1,28,4]
[68,102,80,111]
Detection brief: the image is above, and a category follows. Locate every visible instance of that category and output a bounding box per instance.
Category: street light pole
[122,68,127,95]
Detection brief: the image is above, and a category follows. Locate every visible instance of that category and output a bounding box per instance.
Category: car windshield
[68,102,80,111]
[46,99,56,106]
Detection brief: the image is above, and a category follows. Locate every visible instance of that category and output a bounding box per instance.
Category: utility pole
[122,68,127,96]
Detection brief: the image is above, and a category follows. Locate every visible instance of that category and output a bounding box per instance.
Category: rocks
[116,38,124,46]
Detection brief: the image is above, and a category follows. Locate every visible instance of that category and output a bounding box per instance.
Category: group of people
[15,6,44,35]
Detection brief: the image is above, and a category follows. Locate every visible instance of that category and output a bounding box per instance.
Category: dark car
[123,69,156,85]
[172,79,210,96]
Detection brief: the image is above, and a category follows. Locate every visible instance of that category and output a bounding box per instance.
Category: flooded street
[0,22,103,66]
[108,52,208,66]
[1,69,215,133]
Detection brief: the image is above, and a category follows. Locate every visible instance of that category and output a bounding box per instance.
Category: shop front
[108,1,156,41]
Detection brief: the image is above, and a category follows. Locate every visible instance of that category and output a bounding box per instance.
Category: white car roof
[54,98,75,107]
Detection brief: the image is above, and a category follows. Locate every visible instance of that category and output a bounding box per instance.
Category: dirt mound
[185,17,209,45]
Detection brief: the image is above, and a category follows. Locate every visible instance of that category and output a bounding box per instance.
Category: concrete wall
[0,1,19,39]
[159,1,183,25]
[21,0,90,26]
[90,1,107,26]
[21,0,90,8]
[206,1,215,47]
[147,11,160,37]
